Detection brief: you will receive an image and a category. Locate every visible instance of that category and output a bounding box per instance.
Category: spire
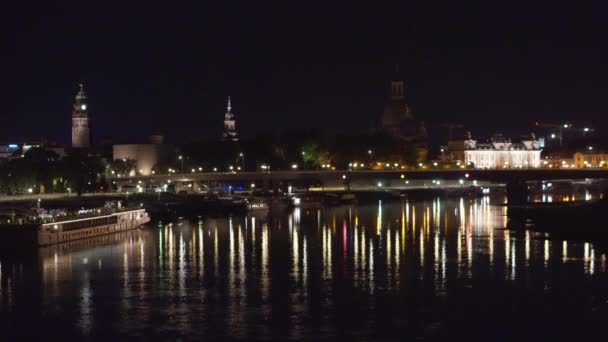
[222,96,238,142]
[76,83,87,101]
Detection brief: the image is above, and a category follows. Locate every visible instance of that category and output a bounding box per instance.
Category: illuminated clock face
[81,104,87,110]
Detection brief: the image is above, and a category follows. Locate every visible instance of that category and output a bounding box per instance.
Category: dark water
[2,197,608,340]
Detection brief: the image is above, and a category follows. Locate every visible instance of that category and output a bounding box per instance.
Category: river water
[1,196,608,340]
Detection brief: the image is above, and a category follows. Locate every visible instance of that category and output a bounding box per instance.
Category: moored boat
[0,207,150,247]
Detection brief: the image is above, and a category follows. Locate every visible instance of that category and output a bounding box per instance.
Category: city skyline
[2,2,607,145]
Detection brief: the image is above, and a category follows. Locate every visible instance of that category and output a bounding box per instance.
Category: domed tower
[71,83,91,148]
[377,68,429,162]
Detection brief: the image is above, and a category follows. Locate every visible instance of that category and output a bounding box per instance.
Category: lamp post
[178,155,184,174]
[368,150,373,168]
[301,151,306,170]
[239,153,245,171]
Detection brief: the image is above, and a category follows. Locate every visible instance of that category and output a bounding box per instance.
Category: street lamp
[301,151,306,169]
[368,150,373,166]
[178,155,184,174]
[239,153,245,171]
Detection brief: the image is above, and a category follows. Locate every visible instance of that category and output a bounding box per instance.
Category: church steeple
[222,96,238,142]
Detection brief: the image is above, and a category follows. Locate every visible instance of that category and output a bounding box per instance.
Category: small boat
[247,201,269,211]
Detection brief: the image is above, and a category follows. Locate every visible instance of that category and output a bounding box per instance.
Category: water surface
[1,197,608,340]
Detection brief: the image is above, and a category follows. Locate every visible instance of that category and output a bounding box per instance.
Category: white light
[459,179,464,184]
[291,164,298,169]
[28,188,33,194]
[433,162,438,166]
[551,134,556,139]
[563,124,568,128]
[81,104,87,110]
[584,127,590,132]
[377,182,383,188]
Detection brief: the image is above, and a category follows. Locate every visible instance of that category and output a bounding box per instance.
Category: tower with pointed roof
[222,96,238,142]
[71,83,91,148]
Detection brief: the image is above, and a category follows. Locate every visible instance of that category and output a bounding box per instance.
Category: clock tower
[71,83,91,148]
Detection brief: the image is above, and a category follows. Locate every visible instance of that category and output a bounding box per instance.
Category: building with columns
[71,84,91,148]
[463,133,541,169]
[222,96,238,142]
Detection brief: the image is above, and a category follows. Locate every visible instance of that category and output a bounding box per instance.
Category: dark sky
[2,1,607,145]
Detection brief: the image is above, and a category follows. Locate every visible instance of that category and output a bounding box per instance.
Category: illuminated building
[463,133,541,169]
[71,83,91,148]
[222,96,238,142]
[574,151,608,168]
[0,143,19,162]
[113,144,160,176]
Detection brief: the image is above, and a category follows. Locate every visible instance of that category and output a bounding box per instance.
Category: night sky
[2,1,607,145]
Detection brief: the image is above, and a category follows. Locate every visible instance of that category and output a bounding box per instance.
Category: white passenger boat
[37,208,150,246]
[0,207,150,247]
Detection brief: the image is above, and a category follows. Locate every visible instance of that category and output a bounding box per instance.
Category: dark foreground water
[2,197,608,340]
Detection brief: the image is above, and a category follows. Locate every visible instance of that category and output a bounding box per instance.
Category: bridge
[112,169,608,204]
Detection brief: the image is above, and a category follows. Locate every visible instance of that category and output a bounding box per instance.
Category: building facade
[113,144,160,176]
[573,151,608,168]
[222,96,238,142]
[71,84,91,148]
[463,134,541,169]
[0,144,19,163]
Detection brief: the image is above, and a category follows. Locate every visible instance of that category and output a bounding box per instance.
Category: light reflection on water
[1,197,608,339]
